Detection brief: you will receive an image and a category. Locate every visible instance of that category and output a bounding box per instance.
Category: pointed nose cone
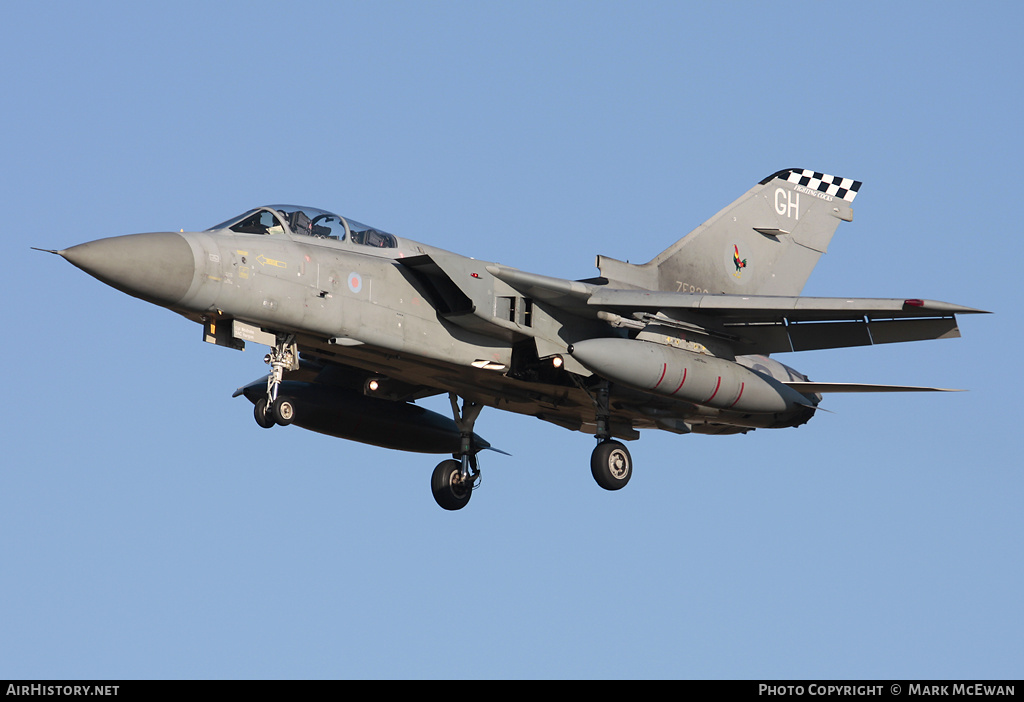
[61,232,196,306]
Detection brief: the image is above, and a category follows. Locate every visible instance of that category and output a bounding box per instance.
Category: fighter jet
[39,169,986,510]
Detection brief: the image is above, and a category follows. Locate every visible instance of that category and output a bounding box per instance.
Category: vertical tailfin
[597,169,862,296]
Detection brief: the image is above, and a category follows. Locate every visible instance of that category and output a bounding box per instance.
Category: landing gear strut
[589,380,632,490]
[253,335,298,429]
[431,394,484,511]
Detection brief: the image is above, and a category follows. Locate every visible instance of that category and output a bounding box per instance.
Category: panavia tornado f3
[40,169,986,510]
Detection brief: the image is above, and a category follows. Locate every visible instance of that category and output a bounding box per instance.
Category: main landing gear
[589,381,632,491]
[431,394,484,511]
[253,335,299,429]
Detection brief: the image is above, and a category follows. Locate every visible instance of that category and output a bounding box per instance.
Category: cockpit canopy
[207,205,398,248]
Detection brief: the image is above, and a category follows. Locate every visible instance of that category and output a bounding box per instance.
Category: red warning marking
[653,363,667,390]
[670,368,688,395]
[705,377,722,403]
[727,382,745,409]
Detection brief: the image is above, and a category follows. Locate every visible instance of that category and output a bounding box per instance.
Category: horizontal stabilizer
[784,382,964,393]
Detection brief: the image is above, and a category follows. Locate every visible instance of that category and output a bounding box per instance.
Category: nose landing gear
[253,335,298,429]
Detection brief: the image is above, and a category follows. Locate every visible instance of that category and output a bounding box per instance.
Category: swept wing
[487,264,987,355]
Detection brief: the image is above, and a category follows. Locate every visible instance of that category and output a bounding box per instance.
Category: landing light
[367,379,380,392]
[551,356,564,369]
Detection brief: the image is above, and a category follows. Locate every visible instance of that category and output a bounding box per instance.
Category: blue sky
[2,1,1020,679]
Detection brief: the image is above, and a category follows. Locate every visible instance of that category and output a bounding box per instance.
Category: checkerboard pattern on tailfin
[784,169,862,202]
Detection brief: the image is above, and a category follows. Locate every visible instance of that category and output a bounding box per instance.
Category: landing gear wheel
[271,398,295,426]
[591,440,632,491]
[254,398,276,428]
[431,459,472,511]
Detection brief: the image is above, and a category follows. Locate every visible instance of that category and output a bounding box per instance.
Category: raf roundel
[347,272,363,293]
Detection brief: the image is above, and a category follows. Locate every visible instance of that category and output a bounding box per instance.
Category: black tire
[591,440,632,491]
[431,459,472,511]
[254,397,276,428]
[271,398,295,426]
